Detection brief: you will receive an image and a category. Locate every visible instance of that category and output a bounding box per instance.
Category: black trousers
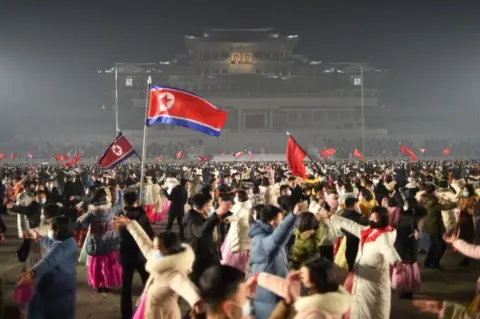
[120,261,149,319]
[0,217,6,234]
[166,212,185,240]
[319,245,334,262]
[424,232,446,268]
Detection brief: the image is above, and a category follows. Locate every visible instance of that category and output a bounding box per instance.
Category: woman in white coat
[221,190,252,272]
[329,206,401,319]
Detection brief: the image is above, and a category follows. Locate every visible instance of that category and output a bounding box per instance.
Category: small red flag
[442,147,451,156]
[320,148,336,158]
[420,148,427,154]
[353,148,364,159]
[400,145,417,161]
[286,133,307,178]
[10,153,16,160]
[63,154,81,168]
[27,152,33,159]
[233,151,243,158]
[53,154,69,161]
[0,153,4,160]
[176,150,184,159]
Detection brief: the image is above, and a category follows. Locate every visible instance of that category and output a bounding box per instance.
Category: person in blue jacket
[248,201,306,319]
[19,215,78,319]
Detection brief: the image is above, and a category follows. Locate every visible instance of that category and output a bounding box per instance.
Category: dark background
[1,0,480,112]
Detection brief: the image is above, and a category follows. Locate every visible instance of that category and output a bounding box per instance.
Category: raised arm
[126,220,154,259]
[329,214,367,238]
[256,273,301,300]
[452,239,480,259]
[184,214,220,239]
[32,239,76,278]
[261,213,296,254]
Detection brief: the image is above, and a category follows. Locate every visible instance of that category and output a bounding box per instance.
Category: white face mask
[403,204,409,211]
[463,191,470,197]
[39,198,46,204]
[234,197,239,203]
[373,179,379,185]
[208,206,215,217]
[47,230,54,240]
[286,190,292,196]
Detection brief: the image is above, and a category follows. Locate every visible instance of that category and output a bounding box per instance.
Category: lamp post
[360,64,365,155]
[114,63,119,135]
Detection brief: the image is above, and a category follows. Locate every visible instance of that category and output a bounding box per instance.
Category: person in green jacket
[290,212,327,269]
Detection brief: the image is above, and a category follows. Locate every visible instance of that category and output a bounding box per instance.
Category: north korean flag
[147,86,227,137]
[97,132,139,169]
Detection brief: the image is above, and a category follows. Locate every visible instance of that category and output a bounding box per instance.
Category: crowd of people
[1,160,480,318]
[4,138,480,160]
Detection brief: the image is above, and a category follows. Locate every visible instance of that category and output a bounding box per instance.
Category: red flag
[442,147,451,156]
[400,145,417,161]
[286,133,307,178]
[420,148,427,154]
[97,133,138,169]
[320,148,336,158]
[0,153,4,160]
[197,156,208,161]
[233,152,243,158]
[27,152,33,160]
[353,148,364,159]
[63,154,81,168]
[248,151,254,160]
[147,86,227,136]
[176,150,184,159]
[53,154,68,161]
[156,156,163,162]
[10,153,16,160]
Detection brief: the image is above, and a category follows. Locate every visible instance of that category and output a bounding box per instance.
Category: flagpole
[139,76,152,205]
[114,63,120,134]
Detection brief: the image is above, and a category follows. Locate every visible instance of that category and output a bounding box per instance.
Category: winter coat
[394,210,419,263]
[118,206,154,266]
[77,203,120,256]
[290,228,323,270]
[225,201,252,253]
[257,273,351,319]
[126,221,200,319]
[436,188,458,231]
[27,237,77,319]
[248,212,297,319]
[182,209,221,284]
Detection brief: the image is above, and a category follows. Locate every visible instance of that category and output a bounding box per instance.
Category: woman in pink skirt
[392,197,422,299]
[77,188,122,292]
[221,190,252,272]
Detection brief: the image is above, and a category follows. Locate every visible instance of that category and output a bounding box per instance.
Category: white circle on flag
[158,92,175,111]
[112,144,123,156]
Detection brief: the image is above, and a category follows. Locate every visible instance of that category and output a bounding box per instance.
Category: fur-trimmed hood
[87,203,112,212]
[294,286,352,315]
[146,244,195,275]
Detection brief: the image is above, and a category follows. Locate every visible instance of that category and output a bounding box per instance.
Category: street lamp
[360,64,365,155]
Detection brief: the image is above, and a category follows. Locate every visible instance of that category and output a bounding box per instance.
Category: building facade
[98,28,387,154]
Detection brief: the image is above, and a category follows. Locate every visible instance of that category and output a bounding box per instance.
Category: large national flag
[286,133,307,178]
[97,132,138,169]
[400,145,417,161]
[147,86,227,137]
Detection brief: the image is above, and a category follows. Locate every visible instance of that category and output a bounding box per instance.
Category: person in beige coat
[116,216,202,319]
[246,256,352,319]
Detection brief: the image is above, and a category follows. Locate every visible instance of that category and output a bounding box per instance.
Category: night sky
[1,1,480,112]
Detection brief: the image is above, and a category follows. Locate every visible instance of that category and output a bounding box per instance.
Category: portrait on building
[243,53,252,64]
[231,53,241,64]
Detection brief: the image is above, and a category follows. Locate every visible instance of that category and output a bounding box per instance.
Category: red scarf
[360,226,393,247]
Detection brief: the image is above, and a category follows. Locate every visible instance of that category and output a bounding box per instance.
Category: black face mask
[369,220,382,229]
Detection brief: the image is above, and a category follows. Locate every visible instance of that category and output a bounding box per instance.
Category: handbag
[16,239,31,263]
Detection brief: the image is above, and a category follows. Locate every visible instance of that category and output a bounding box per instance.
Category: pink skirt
[87,251,122,289]
[391,262,421,293]
[133,292,148,319]
[220,233,250,272]
[144,204,154,223]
